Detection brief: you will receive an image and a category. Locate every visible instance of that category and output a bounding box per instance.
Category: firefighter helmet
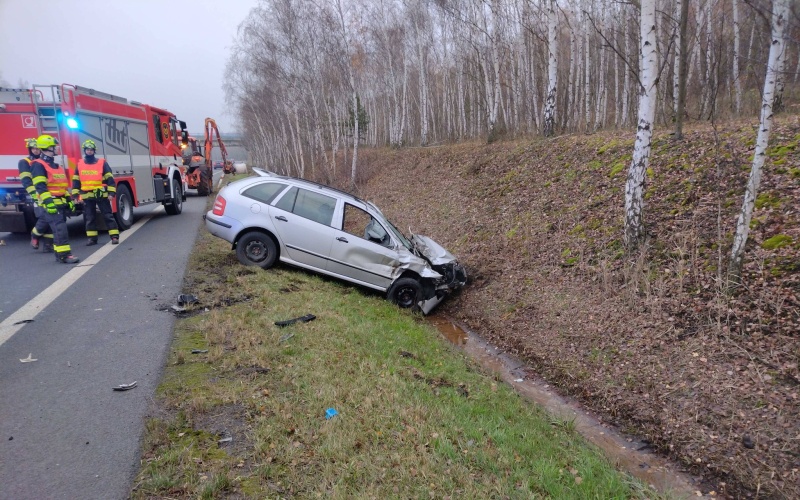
[82,139,97,150]
[25,138,39,148]
[36,134,59,150]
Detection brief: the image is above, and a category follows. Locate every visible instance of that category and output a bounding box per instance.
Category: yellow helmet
[25,138,39,148]
[82,139,97,150]
[36,134,59,150]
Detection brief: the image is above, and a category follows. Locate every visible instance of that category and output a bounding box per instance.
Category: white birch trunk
[733,0,742,113]
[624,0,657,249]
[583,1,591,131]
[730,0,789,277]
[543,0,558,137]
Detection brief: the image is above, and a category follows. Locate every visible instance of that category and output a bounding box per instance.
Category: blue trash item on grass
[325,408,338,420]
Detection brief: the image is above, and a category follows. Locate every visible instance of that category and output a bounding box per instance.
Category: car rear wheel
[236,232,278,269]
[387,277,423,308]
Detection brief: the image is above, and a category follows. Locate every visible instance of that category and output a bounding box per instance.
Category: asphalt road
[0,185,216,500]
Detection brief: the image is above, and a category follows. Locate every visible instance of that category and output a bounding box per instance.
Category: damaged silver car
[204,170,467,313]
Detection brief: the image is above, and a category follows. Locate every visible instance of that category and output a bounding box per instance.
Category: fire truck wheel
[236,231,278,269]
[165,180,183,215]
[20,204,37,233]
[114,185,134,230]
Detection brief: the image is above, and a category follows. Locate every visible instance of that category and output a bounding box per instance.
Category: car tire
[114,184,134,230]
[236,232,278,269]
[387,277,423,308]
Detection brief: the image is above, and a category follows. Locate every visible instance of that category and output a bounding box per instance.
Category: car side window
[275,186,336,227]
[343,203,391,247]
[242,182,287,205]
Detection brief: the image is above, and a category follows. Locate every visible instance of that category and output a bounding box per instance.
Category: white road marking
[0,208,160,347]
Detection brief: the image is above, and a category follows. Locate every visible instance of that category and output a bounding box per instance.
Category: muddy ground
[330,117,800,499]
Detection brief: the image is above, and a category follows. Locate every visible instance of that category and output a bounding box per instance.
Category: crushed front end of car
[407,234,468,313]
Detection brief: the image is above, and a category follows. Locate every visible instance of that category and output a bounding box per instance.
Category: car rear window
[242,182,288,204]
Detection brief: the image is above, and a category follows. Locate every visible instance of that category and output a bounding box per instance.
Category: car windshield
[369,204,413,251]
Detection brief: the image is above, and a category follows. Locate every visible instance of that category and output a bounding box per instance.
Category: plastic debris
[191,349,209,354]
[325,408,338,420]
[13,319,34,325]
[514,378,524,383]
[113,381,137,391]
[19,353,37,363]
[279,333,294,343]
[275,314,316,327]
[218,437,233,444]
[177,294,199,307]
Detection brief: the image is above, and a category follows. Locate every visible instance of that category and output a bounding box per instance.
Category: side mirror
[181,130,188,146]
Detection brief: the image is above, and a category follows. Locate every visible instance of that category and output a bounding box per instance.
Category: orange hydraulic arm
[203,118,228,169]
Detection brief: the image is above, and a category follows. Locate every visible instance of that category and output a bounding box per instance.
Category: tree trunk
[544,0,558,137]
[729,0,789,282]
[624,0,657,250]
[674,0,690,139]
[732,0,742,113]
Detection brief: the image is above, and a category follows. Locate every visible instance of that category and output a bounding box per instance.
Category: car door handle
[336,237,348,243]
[275,215,288,222]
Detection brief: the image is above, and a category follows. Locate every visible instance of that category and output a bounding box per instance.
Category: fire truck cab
[0,84,189,233]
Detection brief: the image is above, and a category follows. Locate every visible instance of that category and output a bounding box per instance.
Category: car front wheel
[236,232,277,269]
[387,277,423,308]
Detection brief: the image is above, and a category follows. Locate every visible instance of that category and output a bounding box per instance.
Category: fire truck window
[153,115,162,143]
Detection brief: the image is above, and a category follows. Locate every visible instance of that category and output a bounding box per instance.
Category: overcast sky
[0,0,257,134]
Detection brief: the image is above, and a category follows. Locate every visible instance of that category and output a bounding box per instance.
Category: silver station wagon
[204,170,467,313]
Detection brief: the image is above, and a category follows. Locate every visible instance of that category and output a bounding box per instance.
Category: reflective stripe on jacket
[32,158,70,199]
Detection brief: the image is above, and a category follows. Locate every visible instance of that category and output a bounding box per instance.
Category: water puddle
[428,315,709,498]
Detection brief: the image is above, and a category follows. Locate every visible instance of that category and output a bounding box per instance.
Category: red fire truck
[0,84,189,233]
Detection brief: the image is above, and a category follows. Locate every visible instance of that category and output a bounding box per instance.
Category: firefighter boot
[87,238,98,246]
[30,234,40,250]
[56,253,80,264]
[42,241,54,253]
[111,236,119,245]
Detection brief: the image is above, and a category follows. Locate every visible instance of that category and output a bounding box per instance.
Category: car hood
[411,235,457,265]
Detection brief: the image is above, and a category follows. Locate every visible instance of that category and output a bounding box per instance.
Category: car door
[270,186,338,270]
[326,202,399,290]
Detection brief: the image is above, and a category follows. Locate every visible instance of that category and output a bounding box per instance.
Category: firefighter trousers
[83,197,119,240]
[31,205,54,244]
[42,207,72,257]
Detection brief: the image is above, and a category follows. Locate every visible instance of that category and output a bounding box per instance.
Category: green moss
[597,140,619,154]
[761,234,792,250]
[646,167,655,178]
[767,143,795,158]
[789,168,800,178]
[609,162,625,178]
[588,160,603,170]
[754,193,781,209]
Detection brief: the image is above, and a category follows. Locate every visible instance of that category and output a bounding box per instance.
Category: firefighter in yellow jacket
[18,138,53,252]
[72,139,119,245]
[30,134,79,264]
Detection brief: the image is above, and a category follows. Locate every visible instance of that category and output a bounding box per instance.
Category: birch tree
[729,0,789,281]
[543,0,558,136]
[624,0,658,250]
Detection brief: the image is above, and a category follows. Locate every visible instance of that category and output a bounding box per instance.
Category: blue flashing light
[66,118,79,129]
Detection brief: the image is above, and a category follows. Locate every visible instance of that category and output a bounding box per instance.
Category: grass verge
[132,194,648,498]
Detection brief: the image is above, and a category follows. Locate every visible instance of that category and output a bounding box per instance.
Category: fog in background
[0,0,257,136]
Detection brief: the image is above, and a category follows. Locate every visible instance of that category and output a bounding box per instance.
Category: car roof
[237,171,367,205]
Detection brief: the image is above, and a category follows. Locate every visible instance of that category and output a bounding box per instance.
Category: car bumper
[204,212,243,244]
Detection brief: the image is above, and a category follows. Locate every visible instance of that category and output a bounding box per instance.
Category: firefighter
[18,138,53,252]
[72,139,119,246]
[30,134,79,264]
